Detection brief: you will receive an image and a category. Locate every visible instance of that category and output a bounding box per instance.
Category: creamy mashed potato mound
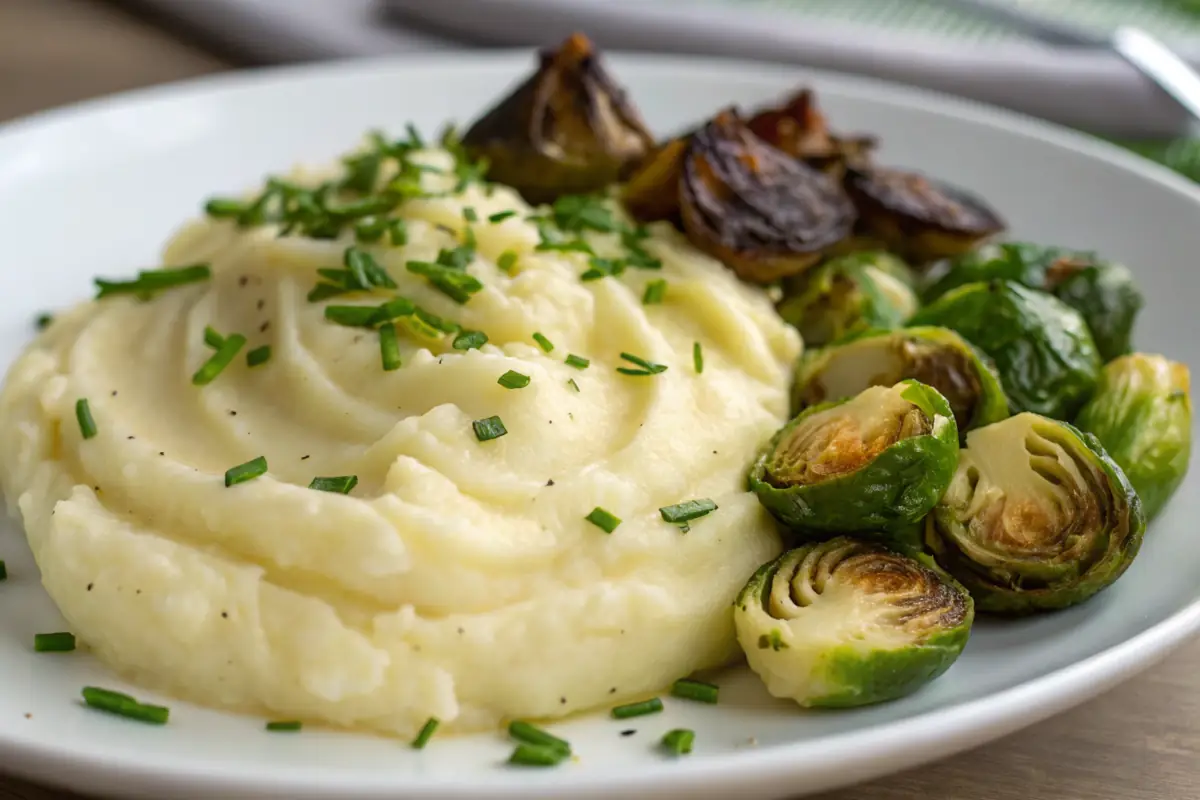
[0,148,800,735]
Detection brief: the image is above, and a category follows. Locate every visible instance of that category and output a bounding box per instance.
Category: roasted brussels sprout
[621,136,687,223]
[922,242,1143,362]
[750,381,958,538]
[1076,354,1192,520]
[678,110,857,283]
[844,167,1005,263]
[776,251,918,347]
[745,89,877,178]
[927,413,1145,613]
[460,33,655,204]
[734,537,973,708]
[909,280,1102,420]
[792,326,1009,436]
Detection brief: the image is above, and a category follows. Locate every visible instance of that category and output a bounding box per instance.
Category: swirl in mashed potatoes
[0,145,799,735]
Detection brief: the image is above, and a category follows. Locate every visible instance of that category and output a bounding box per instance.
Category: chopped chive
[204,197,249,218]
[473,416,508,442]
[508,721,571,754]
[585,507,621,534]
[660,499,718,524]
[247,345,271,367]
[498,370,531,390]
[453,330,488,350]
[324,305,379,327]
[379,322,402,371]
[388,218,408,246]
[307,283,348,303]
[611,698,662,719]
[203,326,225,349]
[405,122,424,148]
[619,352,667,374]
[508,743,566,767]
[192,333,247,385]
[488,210,517,223]
[671,678,719,704]
[375,296,417,323]
[693,341,704,374]
[0,561,7,581]
[532,332,554,353]
[406,260,483,304]
[95,264,211,300]
[308,475,358,494]
[567,378,580,393]
[662,728,695,755]
[462,207,478,223]
[354,216,388,243]
[75,398,97,440]
[81,687,169,725]
[564,354,589,370]
[642,279,667,305]
[35,312,53,331]
[412,717,439,749]
[34,632,76,652]
[497,250,519,274]
[345,247,396,289]
[225,456,268,487]
[265,720,302,732]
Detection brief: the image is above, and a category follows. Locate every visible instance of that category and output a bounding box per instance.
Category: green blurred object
[1111,138,1200,182]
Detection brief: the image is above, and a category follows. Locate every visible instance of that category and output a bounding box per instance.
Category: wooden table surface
[0,1,1197,798]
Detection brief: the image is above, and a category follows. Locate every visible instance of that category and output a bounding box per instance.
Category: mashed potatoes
[0,147,799,735]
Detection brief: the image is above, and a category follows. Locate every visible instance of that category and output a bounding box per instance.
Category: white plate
[0,52,1198,800]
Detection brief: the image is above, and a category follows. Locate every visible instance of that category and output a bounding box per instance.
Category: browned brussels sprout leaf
[460,33,655,204]
[745,89,877,178]
[845,167,1006,264]
[679,110,857,284]
[622,136,689,223]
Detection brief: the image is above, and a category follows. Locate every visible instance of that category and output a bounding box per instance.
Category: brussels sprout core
[735,537,973,708]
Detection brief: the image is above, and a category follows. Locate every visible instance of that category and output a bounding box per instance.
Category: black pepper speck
[86,583,93,591]
[256,299,265,310]
[620,729,636,737]
[259,321,269,333]
[546,479,555,487]
[238,276,249,287]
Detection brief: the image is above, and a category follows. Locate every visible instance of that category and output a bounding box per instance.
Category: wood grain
[0,1,1197,798]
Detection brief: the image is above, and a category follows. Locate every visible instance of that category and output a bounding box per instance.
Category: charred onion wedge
[745,89,876,178]
[845,166,1005,263]
[679,110,857,283]
[460,33,655,204]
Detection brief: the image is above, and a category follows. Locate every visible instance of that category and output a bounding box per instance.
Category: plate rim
[2,50,1199,799]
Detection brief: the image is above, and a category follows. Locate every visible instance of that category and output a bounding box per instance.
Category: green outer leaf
[749,382,959,541]
[1075,354,1192,520]
[733,538,973,708]
[909,280,1101,420]
[791,326,1009,437]
[927,414,1146,614]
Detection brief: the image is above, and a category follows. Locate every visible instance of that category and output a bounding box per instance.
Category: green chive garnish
[247,345,271,367]
[453,330,488,350]
[693,341,704,374]
[81,687,169,725]
[617,352,667,376]
[412,717,440,749]
[308,283,348,303]
[34,312,53,331]
[192,333,247,385]
[225,456,268,487]
[203,326,225,349]
[660,499,718,524]
[0,561,7,581]
[345,247,396,289]
[265,720,302,732]
[565,354,589,370]
[508,721,571,754]
[95,264,211,299]
[34,632,76,652]
[380,322,401,371]
[462,207,478,223]
[532,332,554,353]
[671,678,719,704]
[406,260,483,304]
[498,370,531,390]
[324,305,379,327]
[508,743,566,767]
[75,398,97,440]
[205,197,249,218]
[488,210,517,223]
[662,728,695,755]
[567,378,581,392]
[473,416,508,442]
[497,251,518,273]
[642,279,667,305]
[611,698,663,719]
[586,507,621,534]
[354,216,388,243]
[308,475,358,494]
[388,218,409,246]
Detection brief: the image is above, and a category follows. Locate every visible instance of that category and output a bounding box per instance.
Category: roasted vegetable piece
[777,251,918,347]
[927,413,1145,613]
[621,136,688,223]
[679,110,857,283]
[909,280,1102,420]
[745,89,877,178]
[460,33,655,204]
[844,167,1005,263]
[792,326,1009,436]
[1076,354,1192,520]
[750,381,958,539]
[922,242,1143,361]
[734,537,973,708]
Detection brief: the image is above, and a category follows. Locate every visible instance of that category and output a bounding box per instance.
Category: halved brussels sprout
[776,251,918,348]
[844,167,1006,263]
[792,326,1009,436]
[460,33,655,204]
[1076,354,1192,520]
[745,89,877,178]
[621,136,687,223]
[909,280,1102,420]
[922,242,1144,362]
[750,381,958,538]
[927,413,1145,613]
[678,110,857,284]
[734,537,973,708]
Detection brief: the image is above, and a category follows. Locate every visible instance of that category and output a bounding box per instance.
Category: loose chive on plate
[265,720,302,732]
[662,728,695,755]
[508,720,571,755]
[611,697,663,719]
[81,687,169,725]
[508,743,566,767]
[34,632,76,652]
[671,678,719,704]
[411,717,440,749]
